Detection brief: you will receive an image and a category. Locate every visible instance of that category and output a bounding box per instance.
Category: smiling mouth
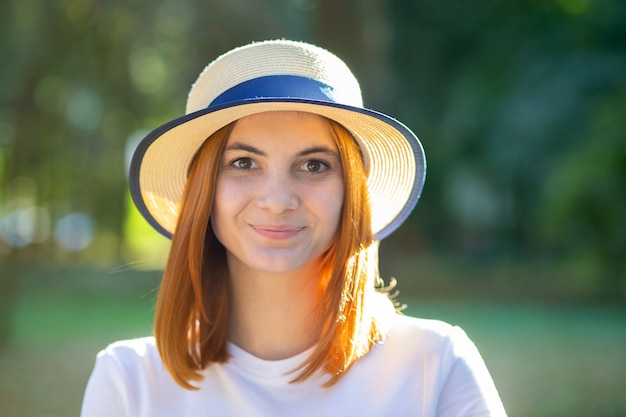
[251,225,304,240]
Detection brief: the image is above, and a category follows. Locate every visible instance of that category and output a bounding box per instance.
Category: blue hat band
[209,75,339,108]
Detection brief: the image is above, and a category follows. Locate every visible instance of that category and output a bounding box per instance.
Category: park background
[0,0,625,416]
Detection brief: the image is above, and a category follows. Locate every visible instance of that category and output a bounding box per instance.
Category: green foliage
[539,84,626,297]
[388,0,626,296]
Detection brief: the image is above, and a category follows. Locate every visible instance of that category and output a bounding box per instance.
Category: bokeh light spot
[129,46,167,94]
[65,86,103,131]
[54,212,94,252]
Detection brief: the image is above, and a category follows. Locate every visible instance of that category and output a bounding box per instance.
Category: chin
[248,253,318,275]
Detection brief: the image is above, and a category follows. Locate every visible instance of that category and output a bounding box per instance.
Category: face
[211,111,345,276]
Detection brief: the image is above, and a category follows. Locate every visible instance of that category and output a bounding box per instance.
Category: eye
[232,157,256,170]
[300,159,328,172]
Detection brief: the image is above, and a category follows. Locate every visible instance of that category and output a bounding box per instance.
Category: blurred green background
[1,0,625,416]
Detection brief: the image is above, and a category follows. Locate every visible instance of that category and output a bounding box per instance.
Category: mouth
[251,224,305,240]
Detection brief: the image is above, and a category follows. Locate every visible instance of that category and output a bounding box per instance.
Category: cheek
[213,177,245,211]
[210,179,235,236]
[313,182,344,226]
[211,177,256,235]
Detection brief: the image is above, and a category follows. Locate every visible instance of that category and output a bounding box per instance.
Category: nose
[256,173,299,214]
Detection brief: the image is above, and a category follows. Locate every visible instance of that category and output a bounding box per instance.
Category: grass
[0,262,158,417]
[0,262,625,417]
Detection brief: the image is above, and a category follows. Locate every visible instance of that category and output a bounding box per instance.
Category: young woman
[81,40,507,416]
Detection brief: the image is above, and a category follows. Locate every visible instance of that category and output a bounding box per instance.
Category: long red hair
[154,115,395,389]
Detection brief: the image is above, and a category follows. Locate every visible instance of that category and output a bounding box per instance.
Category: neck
[227,258,323,360]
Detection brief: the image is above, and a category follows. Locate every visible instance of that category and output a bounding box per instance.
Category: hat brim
[129,98,426,241]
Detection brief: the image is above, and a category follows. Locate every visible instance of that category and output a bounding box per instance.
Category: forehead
[228,111,336,148]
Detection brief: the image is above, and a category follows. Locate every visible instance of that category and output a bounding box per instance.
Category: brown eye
[233,158,255,169]
[301,159,328,172]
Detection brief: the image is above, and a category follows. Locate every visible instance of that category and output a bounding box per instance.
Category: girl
[81,39,506,416]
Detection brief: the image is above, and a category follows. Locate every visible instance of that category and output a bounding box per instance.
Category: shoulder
[89,337,179,399]
[98,336,158,361]
[385,314,471,355]
[83,338,186,416]
[380,315,507,416]
[373,314,487,379]
[93,336,164,379]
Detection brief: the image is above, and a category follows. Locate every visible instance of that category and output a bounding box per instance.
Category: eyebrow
[296,146,339,158]
[224,141,338,158]
[224,142,265,156]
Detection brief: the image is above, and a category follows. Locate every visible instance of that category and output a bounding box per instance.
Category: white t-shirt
[81,315,506,416]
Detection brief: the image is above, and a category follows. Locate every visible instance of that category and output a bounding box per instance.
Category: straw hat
[129,39,426,240]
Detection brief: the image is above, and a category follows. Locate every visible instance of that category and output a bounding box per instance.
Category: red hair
[154,116,395,390]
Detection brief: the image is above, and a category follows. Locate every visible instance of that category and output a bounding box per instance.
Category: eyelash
[231,157,257,170]
[228,157,331,173]
[299,159,329,173]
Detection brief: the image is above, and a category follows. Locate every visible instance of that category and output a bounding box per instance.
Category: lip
[250,224,305,240]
